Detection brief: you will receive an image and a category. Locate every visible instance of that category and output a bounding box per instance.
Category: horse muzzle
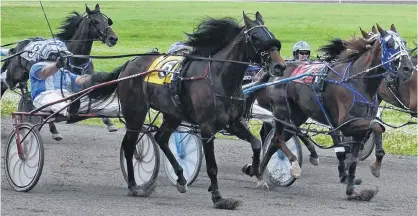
[268,62,286,77]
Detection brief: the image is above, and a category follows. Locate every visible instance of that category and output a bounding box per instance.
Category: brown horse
[243,24,415,200]
[320,26,417,181]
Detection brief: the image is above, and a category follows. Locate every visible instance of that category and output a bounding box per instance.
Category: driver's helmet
[167,41,192,54]
[38,39,71,62]
[292,41,311,60]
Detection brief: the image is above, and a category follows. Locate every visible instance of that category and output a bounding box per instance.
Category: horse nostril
[110,37,118,43]
[403,67,411,72]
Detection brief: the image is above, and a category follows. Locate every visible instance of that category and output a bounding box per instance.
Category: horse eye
[387,40,394,48]
[251,35,261,42]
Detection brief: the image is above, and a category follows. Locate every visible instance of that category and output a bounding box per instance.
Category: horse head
[84,4,118,47]
[242,12,286,75]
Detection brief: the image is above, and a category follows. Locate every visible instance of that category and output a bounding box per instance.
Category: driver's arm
[37,61,60,80]
[36,57,66,80]
[75,74,92,86]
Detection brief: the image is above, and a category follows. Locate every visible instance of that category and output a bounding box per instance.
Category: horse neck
[214,34,248,95]
[356,49,386,97]
[65,22,93,65]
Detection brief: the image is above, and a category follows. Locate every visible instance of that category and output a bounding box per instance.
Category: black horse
[88,12,286,209]
[1,4,118,140]
[243,24,415,201]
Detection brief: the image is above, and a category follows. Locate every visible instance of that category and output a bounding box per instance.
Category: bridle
[243,23,280,71]
[85,11,113,44]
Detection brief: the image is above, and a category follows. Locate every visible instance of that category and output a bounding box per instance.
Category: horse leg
[154,116,187,193]
[48,122,63,141]
[257,123,301,184]
[123,129,155,197]
[345,136,379,201]
[123,109,155,196]
[226,118,262,179]
[370,132,384,178]
[200,123,241,210]
[297,133,319,166]
[102,117,118,132]
[333,133,362,185]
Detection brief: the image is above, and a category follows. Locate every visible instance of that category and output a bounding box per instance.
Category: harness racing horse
[243,24,415,200]
[315,26,417,182]
[88,12,286,209]
[1,4,118,140]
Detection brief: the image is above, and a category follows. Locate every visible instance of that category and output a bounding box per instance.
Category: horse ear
[255,11,264,24]
[85,4,92,14]
[360,27,369,39]
[95,4,100,12]
[390,24,397,32]
[371,26,378,34]
[376,23,386,36]
[243,11,252,27]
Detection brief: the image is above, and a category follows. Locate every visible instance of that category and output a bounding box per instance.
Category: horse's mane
[55,11,84,41]
[184,17,243,56]
[319,37,372,62]
[339,37,371,62]
[318,38,346,61]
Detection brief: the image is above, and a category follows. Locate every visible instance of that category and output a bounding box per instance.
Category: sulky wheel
[358,132,376,161]
[120,130,160,192]
[163,125,203,186]
[4,123,44,192]
[262,130,303,187]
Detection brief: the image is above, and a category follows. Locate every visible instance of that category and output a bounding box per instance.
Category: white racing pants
[250,100,274,126]
[32,90,122,117]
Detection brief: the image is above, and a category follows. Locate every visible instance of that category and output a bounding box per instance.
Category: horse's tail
[1,47,15,73]
[88,60,129,100]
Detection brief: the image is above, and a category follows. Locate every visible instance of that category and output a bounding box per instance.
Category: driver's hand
[55,56,67,68]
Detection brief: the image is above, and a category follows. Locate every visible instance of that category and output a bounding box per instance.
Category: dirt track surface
[1,117,417,216]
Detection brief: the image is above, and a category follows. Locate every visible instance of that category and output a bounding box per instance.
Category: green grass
[1,1,417,155]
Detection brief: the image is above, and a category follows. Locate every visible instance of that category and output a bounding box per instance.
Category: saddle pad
[291,63,326,84]
[144,55,184,85]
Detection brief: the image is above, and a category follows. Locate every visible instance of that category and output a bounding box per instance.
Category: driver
[29,40,120,120]
[292,41,312,62]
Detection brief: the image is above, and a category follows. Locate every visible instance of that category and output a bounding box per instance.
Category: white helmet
[292,41,311,59]
[37,39,71,61]
[167,41,192,54]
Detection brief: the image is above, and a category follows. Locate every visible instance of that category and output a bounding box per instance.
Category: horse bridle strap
[86,13,110,43]
[70,53,257,65]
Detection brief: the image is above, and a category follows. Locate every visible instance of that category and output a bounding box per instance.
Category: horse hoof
[309,156,319,166]
[176,182,188,193]
[370,163,381,178]
[341,177,362,185]
[52,133,63,141]
[214,198,242,210]
[242,164,253,177]
[347,187,379,201]
[291,161,301,178]
[128,184,156,197]
[256,179,269,190]
[108,125,118,132]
